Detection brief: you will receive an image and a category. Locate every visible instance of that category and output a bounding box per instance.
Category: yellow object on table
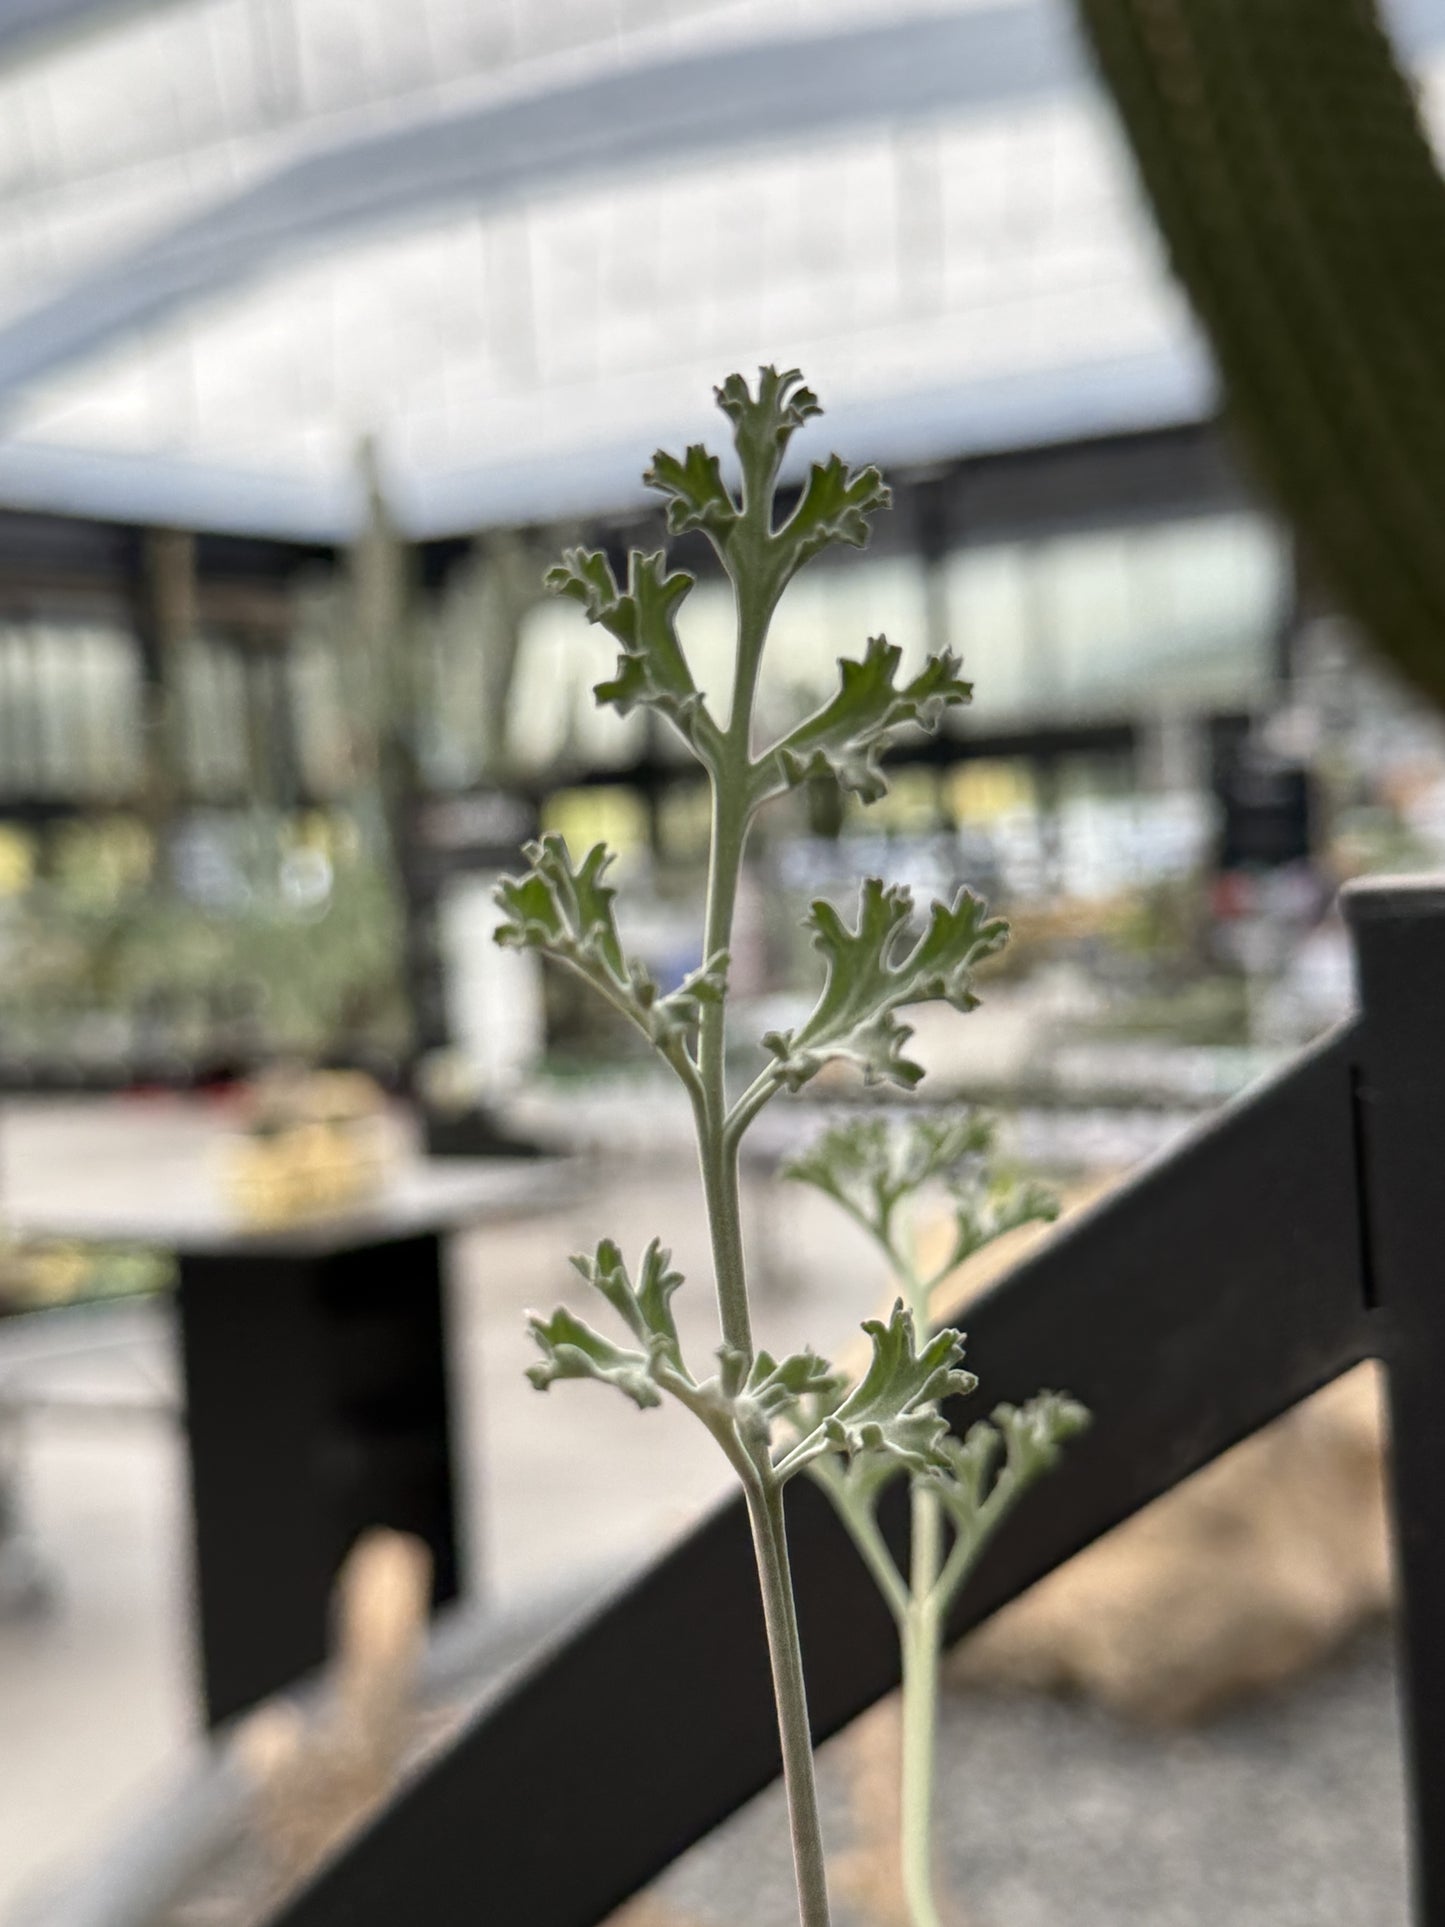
[223,1071,394,1227]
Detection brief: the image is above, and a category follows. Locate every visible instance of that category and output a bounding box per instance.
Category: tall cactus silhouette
[1076,0,1445,709]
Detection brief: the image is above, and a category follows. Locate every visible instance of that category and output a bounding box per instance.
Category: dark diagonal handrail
[274,1019,1372,1927]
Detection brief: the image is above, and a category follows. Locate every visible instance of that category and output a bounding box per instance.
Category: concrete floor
[649,1628,1410,1925]
[0,1096,893,1918]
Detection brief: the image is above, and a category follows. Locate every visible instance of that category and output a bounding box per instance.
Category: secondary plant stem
[900,1240,945,1927]
[900,1597,944,1927]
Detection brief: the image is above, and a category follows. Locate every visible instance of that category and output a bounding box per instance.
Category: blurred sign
[1215,750,1315,873]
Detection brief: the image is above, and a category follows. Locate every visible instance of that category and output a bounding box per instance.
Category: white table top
[5,1155,571,1258]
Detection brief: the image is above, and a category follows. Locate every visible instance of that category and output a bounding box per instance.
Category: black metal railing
[273,874,1445,1927]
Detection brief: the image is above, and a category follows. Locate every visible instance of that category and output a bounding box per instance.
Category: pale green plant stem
[695,772,752,1360]
[898,1239,947,1927]
[552,955,705,1106]
[832,1482,910,1626]
[725,1063,783,1142]
[900,1592,945,1927]
[787,1182,957,1925]
[814,1194,956,1927]
[688,545,832,1927]
[693,555,776,1359]
[748,1470,834,1927]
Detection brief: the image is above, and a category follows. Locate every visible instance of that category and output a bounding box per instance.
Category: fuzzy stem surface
[696,769,753,1360]
[691,543,831,1925]
[900,1598,945,1927]
[900,1241,946,1927]
[748,1472,833,1927]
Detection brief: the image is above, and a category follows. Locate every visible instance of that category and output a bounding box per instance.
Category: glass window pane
[945,543,1037,722]
[946,513,1284,724]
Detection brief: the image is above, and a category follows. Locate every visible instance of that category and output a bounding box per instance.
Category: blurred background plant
[0,813,408,1083]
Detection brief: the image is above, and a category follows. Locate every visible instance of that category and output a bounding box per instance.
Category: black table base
[177,1229,461,1727]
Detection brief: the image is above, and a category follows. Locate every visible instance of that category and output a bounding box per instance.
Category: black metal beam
[0,422,1240,600]
[1344,878,1445,1923]
[0,506,333,605]
[275,1020,1372,1927]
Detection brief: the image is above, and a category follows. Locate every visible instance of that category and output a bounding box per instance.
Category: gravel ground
[644,1627,1409,1926]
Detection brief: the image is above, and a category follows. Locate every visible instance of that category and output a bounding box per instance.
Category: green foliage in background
[0,814,408,1071]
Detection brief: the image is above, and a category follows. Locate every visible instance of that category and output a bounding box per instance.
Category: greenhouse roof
[0,0,1439,542]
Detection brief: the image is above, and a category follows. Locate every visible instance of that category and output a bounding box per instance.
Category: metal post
[1344,875,1445,1926]
[177,1228,461,1726]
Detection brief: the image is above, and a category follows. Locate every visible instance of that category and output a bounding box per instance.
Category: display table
[7,1160,563,1727]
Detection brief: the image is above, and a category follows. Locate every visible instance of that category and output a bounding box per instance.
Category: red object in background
[1210,870,1255,921]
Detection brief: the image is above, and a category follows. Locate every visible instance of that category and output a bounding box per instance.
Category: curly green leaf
[571,1236,686,1356]
[748,1347,846,1421]
[831,1301,975,1431]
[757,1349,847,1449]
[782,1301,977,1479]
[545,547,717,755]
[944,1177,1060,1273]
[763,879,1009,1091]
[525,1306,664,1410]
[786,1112,1057,1278]
[783,1111,996,1239]
[929,1391,1091,1546]
[754,636,970,808]
[776,455,893,578]
[645,442,738,539]
[928,1419,1004,1520]
[493,834,726,1061]
[493,834,625,976]
[993,1390,1092,1483]
[714,365,821,505]
[528,1238,700,1414]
